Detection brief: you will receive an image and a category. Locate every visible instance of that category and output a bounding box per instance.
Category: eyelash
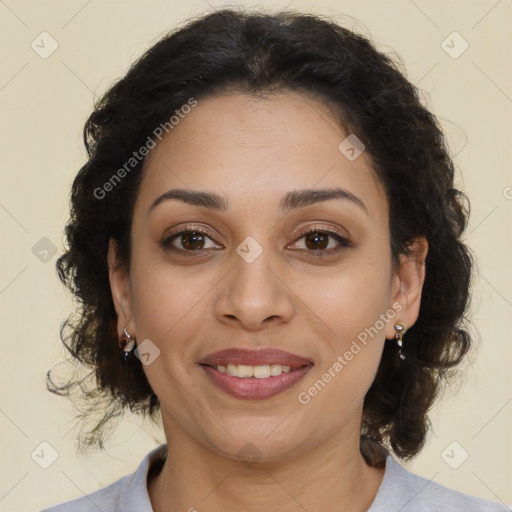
[161,224,352,257]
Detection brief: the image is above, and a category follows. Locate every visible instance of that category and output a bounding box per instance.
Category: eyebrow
[149,187,368,215]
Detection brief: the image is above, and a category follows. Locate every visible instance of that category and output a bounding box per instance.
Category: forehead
[136,91,387,218]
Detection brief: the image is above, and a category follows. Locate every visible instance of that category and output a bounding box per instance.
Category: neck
[148,415,386,512]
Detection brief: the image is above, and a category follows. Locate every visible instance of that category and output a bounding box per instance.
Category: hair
[49,8,474,465]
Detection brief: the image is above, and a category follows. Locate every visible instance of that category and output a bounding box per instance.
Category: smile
[215,363,292,378]
[199,362,313,400]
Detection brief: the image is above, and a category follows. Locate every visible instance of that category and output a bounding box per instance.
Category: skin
[108,91,428,512]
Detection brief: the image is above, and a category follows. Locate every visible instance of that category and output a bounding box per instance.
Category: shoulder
[39,473,129,512]
[39,444,168,512]
[369,455,510,512]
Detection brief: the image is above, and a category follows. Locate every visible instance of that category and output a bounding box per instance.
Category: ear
[385,237,428,339]
[107,238,135,340]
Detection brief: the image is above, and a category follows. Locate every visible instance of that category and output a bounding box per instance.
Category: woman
[42,8,509,512]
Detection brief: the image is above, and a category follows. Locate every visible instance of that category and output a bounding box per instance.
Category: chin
[201,423,319,465]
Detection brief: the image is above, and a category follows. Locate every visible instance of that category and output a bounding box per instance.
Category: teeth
[218,363,292,378]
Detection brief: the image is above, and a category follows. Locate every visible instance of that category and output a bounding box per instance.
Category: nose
[215,248,295,331]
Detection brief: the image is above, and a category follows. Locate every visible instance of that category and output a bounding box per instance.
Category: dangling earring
[119,327,136,364]
[394,323,406,360]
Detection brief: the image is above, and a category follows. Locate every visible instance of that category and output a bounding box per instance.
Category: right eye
[161,227,222,254]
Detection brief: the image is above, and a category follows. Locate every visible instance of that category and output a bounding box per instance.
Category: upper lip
[199,348,313,369]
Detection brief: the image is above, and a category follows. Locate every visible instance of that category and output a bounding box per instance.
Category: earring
[119,327,136,364]
[394,323,406,360]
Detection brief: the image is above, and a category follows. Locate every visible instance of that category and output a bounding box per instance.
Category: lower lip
[200,364,313,400]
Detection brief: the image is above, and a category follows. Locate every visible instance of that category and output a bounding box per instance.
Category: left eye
[161,227,351,255]
[290,228,352,254]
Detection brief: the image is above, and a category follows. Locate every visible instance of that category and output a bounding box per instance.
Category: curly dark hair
[48,8,474,464]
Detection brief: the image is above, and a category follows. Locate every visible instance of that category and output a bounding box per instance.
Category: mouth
[199,362,311,378]
[198,347,314,400]
[198,347,313,369]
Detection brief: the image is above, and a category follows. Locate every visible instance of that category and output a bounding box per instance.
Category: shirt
[40,443,510,512]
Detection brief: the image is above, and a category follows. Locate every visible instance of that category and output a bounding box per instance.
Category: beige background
[1,0,511,510]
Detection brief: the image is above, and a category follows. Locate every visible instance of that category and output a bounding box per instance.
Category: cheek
[129,256,210,346]
[128,260,210,396]
[302,252,392,395]
[299,274,391,417]
[304,256,392,338]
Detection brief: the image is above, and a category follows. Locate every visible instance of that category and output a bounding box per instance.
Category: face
[109,91,426,463]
